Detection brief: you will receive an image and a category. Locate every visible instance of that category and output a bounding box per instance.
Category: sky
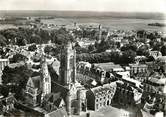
[0,0,166,13]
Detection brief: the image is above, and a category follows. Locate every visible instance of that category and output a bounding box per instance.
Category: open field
[41,17,166,31]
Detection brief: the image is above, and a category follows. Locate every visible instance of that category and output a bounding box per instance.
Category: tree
[121,49,136,64]
[121,44,137,52]
[2,65,33,100]
[137,45,149,56]
[88,44,96,52]
[28,44,37,51]
[44,45,53,55]
[30,34,42,44]
[10,53,27,63]
[137,30,146,38]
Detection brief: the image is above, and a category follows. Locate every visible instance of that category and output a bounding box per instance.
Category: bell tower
[59,42,76,88]
[59,42,77,116]
[41,57,51,100]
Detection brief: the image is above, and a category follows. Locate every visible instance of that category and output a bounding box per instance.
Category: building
[41,58,52,100]
[149,51,162,59]
[59,42,76,87]
[76,64,107,86]
[0,93,16,114]
[0,59,9,84]
[129,63,148,77]
[92,62,130,82]
[59,42,86,116]
[24,76,42,106]
[86,82,117,111]
[155,56,166,73]
[143,72,166,94]
[112,81,135,107]
[24,57,51,107]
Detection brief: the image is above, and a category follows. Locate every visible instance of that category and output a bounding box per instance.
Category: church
[24,56,52,107]
[24,42,87,116]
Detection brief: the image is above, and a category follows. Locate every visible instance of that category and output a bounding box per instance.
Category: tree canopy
[2,65,33,100]
[0,34,7,46]
[10,53,27,63]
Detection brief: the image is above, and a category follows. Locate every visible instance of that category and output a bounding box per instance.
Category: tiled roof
[91,82,117,96]
[93,62,122,72]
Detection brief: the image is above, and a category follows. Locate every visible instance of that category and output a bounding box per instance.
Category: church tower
[59,42,76,89]
[41,57,51,100]
[59,42,77,116]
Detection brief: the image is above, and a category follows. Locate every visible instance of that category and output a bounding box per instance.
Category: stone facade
[112,82,134,107]
[24,76,42,106]
[86,83,117,111]
[129,63,148,76]
[24,59,51,107]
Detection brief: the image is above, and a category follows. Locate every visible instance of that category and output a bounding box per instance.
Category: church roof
[93,62,122,72]
[51,82,69,103]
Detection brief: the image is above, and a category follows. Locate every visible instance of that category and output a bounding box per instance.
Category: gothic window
[45,78,49,82]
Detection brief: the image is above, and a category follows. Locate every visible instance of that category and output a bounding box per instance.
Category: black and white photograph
[0,0,166,117]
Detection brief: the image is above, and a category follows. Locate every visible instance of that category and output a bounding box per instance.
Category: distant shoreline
[148,23,166,27]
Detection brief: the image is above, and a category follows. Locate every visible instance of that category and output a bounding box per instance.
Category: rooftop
[93,62,122,72]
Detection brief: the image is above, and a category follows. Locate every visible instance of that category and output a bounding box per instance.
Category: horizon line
[0,9,165,14]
